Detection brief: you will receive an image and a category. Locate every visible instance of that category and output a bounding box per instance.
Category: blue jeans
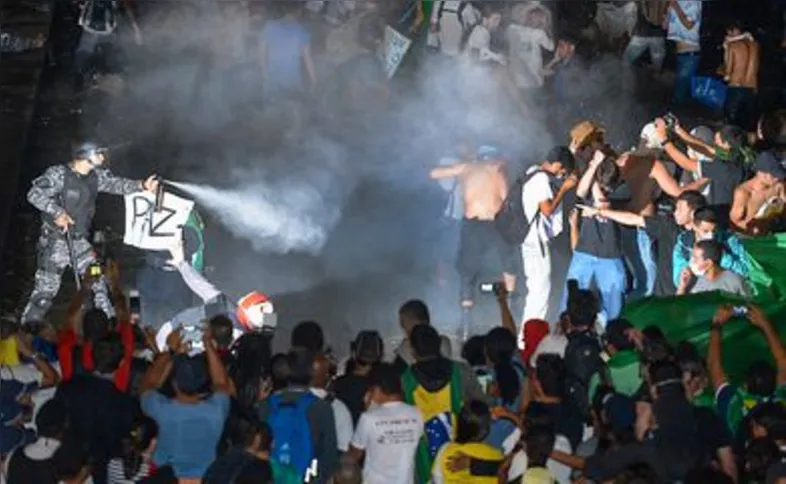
[634,228,657,298]
[562,251,627,323]
[674,52,700,105]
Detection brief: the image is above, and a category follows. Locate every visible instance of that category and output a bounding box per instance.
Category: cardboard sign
[383,25,412,79]
[123,191,194,250]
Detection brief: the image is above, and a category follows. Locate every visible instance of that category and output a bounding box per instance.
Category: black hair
[595,158,620,193]
[455,400,492,443]
[567,288,598,329]
[286,347,314,386]
[230,332,273,412]
[208,315,234,350]
[0,317,17,340]
[246,420,273,452]
[725,19,744,32]
[461,335,486,367]
[399,299,431,325]
[121,416,158,480]
[641,325,672,364]
[676,190,707,212]
[485,328,521,407]
[535,354,566,398]
[614,464,662,484]
[368,363,403,396]
[693,206,718,225]
[332,454,363,484]
[745,360,777,396]
[759,110,786,149]
[410,324,441,360]
[695,239,723,265]
[92,332,125,374]
[270,353,291,391]
[291,321,324,353]
[525,425,556,467]
[83,308,110,342]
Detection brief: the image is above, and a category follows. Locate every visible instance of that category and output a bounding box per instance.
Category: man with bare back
[719,20,760,130]
[730,151,786,236]
[583,146,708,297]
[430,153,515,339]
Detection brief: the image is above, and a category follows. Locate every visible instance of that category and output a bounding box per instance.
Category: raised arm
[747,305,786,385]
[430,162,468,180]
[576,151,604,199]
[94,167,144,195]
[650,160,708,198]
[585,206,646,228]
[707,306,732,391]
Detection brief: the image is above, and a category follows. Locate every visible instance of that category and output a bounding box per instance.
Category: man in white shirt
[346,364,423,484]
[463,6,505,65]
[666,0,702,104]
[430,1,480,57]
[506,3,554,91]
[520,147,578,344]
[311,352,354,452]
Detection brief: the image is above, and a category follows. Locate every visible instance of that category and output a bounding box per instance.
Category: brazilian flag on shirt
[623,233,786,383]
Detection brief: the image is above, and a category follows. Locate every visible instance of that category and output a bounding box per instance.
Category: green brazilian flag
[622,233,786,380]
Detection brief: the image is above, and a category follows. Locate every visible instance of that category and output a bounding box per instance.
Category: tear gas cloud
[104,3,650,340]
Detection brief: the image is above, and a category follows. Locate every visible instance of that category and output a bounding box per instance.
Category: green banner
[622,233,786,379]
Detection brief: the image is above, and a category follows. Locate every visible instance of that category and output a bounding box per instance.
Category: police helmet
[71,141,107,161]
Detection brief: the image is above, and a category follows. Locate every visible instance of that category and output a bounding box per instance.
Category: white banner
[384,26,412,79]
[123,191,194,250]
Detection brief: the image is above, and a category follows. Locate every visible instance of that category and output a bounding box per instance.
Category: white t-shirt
[1,362,61,431]
[521,166,562,252]
[311,387,354,452]
[350,401,423,484]
[506,24,554,89]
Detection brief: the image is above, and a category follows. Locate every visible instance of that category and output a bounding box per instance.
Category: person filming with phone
[21,140,159,324]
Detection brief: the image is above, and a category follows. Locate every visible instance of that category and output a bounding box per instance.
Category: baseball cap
[353,331,383,365]
[755,151,786,181]
[690,125,715,145]
[570,121,605,148]
[545,146,575,167]
[521,319,550,365]
[172,355,209,395]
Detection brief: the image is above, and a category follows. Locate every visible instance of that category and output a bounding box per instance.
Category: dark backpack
[78,0,117,35]
[494,169,545,246]
[563,330,604,418]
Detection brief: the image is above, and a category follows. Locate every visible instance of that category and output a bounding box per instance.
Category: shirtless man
[718,21,760,130]
[731,151,786,236]
[578,147,708,297]
[430,155,514,339]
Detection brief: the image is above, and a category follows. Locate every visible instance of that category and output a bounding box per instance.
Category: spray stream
[166,180,340,255]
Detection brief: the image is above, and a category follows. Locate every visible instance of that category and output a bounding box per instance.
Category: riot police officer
[22,141,158,323]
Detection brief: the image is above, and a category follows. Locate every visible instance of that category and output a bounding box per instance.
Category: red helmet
[236,291,277,331]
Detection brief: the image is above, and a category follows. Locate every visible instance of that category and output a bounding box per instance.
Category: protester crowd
[3,0,786,483]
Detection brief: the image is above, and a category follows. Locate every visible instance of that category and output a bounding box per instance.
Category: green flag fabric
[622,233,786,379]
